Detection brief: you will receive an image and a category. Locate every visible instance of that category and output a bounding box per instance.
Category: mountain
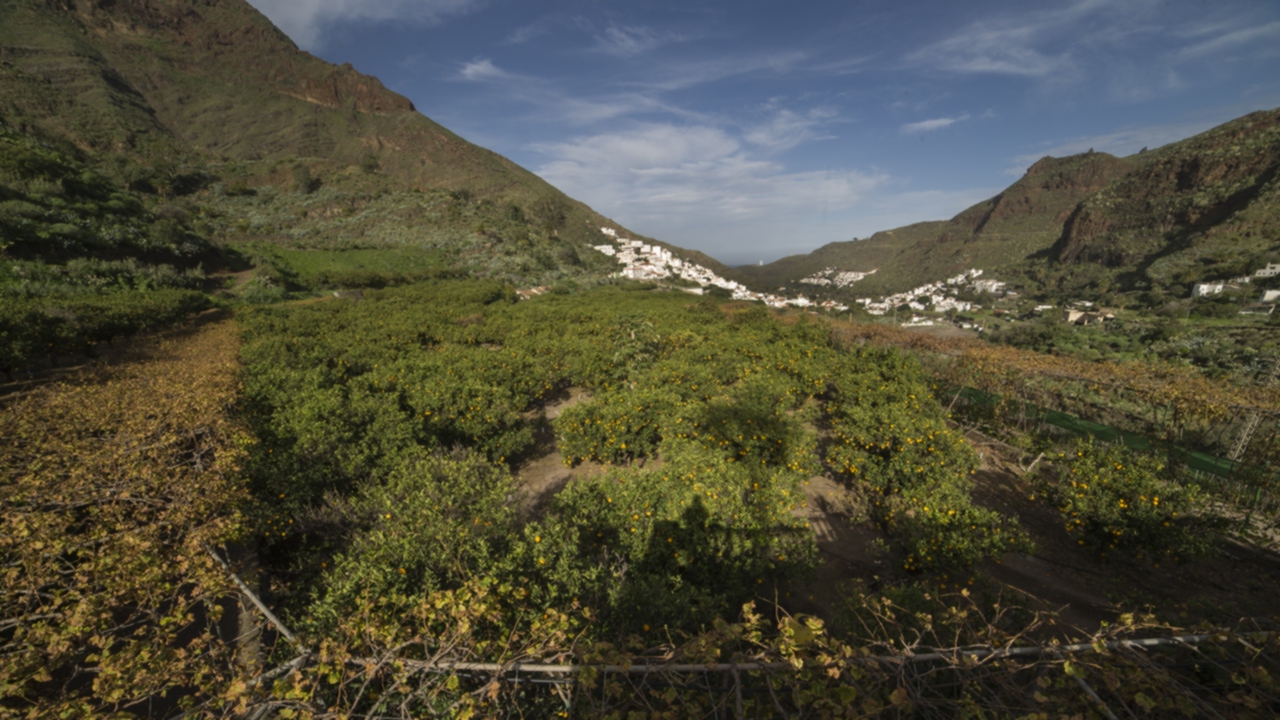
[1047,109,1280,293]
[735,108,1280,300]
[0,0,731,282]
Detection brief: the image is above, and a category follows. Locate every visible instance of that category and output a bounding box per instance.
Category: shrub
[826,346,1032,571]
[512,439,817,633]
[1035,439,1222,560]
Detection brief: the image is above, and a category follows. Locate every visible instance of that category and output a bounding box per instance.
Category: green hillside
[736,109,1280,301]
[0,0,731,283]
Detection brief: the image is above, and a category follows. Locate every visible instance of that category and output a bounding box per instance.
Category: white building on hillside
[1192,283,1225,297]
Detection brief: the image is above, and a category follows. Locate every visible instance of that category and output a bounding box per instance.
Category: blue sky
[247,0,1280,266]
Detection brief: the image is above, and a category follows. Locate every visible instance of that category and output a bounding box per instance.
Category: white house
[1254,263,1280,278]
[1192,283,1225,297]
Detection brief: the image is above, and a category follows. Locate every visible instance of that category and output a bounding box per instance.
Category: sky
[246,0,1280,266]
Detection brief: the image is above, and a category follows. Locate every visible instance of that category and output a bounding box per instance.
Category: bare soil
[513,387,605,518]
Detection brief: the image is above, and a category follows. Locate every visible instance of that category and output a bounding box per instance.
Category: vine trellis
[830,321,1280,514]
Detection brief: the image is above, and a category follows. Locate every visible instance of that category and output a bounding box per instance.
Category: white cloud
[909,25,1067,77]
[593,25,681,57]
[247,0,481,50]
[744,108,838,152]
[457,58,511,82]
[631,52,809,92]
[900,114,969,134]
[531,124,891,262]
[905,0,1123,78]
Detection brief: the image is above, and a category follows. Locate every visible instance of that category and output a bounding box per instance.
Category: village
[591,228,852,312]
[581,231,1280,329]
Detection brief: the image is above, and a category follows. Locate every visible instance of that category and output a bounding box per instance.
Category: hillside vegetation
[0,0,730,285]
[738,109,1280,302]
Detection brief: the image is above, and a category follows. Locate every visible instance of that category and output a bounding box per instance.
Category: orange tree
[237,283,1029,653]
[1035,439,1224,560]
[824,345,1032,572]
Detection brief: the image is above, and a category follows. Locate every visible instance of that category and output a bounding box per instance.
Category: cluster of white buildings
[1191,263,1280,298]
[593,228,850,312]
[856,269,1002,316]
[799,267,878,287]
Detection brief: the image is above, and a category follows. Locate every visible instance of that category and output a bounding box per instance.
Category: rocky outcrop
[1052,109,1280,267]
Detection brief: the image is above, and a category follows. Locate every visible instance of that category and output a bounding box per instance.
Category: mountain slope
[737,108,1280,300]
[0,0,734,278]
[735,151,1135,296]
[1049,109,1280,292]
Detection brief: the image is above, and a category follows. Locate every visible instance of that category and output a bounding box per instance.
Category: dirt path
[787,475,887,617]
[513,388,605,517]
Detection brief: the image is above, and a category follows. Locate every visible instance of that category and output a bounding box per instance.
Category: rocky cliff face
[1052,109,1280,268]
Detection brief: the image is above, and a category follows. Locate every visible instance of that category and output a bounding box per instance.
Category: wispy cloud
[457,58,512,82]
[1177,21,1280,59]
[909,25,1068,77]
[504,16,560,45]
[744,108,838,152]
[900,114,969,134]
[247,0,482,50]
[904,0,1127,78]
[631,51,809,92]
[593,25,683,57]
[807,56,874,76]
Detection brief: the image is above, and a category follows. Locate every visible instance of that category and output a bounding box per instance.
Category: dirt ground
[513,387,607,518]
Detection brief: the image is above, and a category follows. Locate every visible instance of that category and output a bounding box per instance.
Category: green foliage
[239,282,1024,642]
[513,440,817,633]
[304,449,518,632]
[0,289,210,372]
[0,124,209,261]
[291,163,320,194]
[825,347,1032,571]
[1035,439,1223,560]
[206,180,617,287]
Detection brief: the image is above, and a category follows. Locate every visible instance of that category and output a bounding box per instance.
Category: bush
[512,439,817,633]
[825,346,1032,571]
[1035,439,1222,560]
[0,289,209,371]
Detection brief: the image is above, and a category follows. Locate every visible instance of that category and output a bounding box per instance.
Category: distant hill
[0,0,731,281]
[734,108,1280,300]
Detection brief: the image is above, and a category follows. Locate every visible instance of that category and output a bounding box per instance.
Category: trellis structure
[210,545,1279,719]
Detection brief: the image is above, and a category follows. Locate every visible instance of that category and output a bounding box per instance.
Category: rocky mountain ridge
[734,108,1280,302]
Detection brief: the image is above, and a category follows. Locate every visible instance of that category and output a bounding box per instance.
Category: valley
[1,0,1278,716]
